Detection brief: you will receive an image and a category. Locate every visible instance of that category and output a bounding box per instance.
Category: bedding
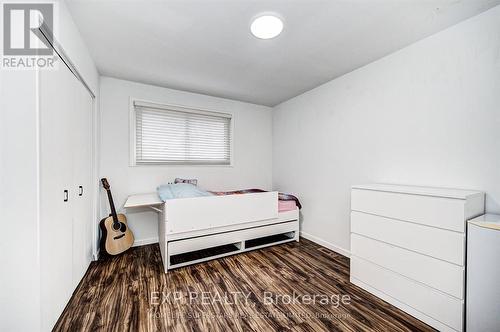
[157,183,213,201]
[278,200,298,212]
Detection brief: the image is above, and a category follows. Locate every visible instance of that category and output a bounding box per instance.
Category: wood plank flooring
[53,239,436,331]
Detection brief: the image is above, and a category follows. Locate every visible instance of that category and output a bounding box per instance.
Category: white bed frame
[124,191,299,272]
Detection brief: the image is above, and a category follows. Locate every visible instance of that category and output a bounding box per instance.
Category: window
[132,100,232,165]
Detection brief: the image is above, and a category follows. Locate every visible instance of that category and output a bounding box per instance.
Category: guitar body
[99,178,134,256]
[99,214,134,255]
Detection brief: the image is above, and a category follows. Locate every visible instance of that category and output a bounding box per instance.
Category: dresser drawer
[351,189,467,232]
[351,256,463,332]
[351,234,464,299]
[351,211,465,265]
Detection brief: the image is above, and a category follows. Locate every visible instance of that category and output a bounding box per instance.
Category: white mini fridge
[466,214,500,332]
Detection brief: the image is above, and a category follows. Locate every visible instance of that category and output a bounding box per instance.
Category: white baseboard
[132,237,159,247]
[92,237,158,259]
[93,248,100,261]
[300,231,351,257]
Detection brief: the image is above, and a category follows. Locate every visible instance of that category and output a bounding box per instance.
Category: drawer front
[351,256,463,331]
[168,221,296,255]
[351,189,466,232]
[351,211,465,265]
[351,234,464,299]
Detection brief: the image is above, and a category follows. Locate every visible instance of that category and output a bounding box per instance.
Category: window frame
[129,98,234,167]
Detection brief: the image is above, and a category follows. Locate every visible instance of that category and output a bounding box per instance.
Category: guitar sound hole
[119,223,127,232]
[112,223,121,231]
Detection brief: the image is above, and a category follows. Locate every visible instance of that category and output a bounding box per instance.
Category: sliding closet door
[39,56,93,330]
[40,56,75,331]
[71,75,93,288]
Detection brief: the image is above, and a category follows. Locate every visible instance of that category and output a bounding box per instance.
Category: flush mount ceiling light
[250,15,283,39]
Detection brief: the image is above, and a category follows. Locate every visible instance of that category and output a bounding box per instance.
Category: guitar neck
[106,189,119,223]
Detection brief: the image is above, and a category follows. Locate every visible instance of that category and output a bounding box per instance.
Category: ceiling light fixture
[250,15,283,39]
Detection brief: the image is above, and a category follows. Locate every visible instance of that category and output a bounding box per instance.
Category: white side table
[466,213,500,332]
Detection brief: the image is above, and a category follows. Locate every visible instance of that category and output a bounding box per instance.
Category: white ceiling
[66,0,500,106]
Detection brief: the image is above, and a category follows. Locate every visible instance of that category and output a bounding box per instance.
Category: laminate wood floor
[54,239,436,332]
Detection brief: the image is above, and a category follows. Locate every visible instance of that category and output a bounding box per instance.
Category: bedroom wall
[272,5,500,256]
[99,77,273,245]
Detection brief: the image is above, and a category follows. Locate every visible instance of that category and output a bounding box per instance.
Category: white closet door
[40,56,93,331]
[71,73,93,288]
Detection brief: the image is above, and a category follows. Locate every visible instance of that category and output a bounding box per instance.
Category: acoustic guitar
[99,178,134,255]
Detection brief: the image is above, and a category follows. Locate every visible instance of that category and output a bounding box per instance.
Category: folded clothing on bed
[157,183,213,201]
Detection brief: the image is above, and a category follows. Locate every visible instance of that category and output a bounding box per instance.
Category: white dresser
[350,184,484,332]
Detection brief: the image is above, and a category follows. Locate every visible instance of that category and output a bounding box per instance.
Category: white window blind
[134,101,232,165]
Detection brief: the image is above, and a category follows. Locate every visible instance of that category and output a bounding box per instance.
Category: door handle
[79,186,83,196]
[64,190,69,202]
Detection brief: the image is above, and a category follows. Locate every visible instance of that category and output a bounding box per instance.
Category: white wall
[273,5,500,256]
[0,1,99,330]
[100,77,273,245]
[56,0,99,93]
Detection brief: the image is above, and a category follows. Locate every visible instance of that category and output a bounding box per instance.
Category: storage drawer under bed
[166,220,298,269]
[168,220,297,255]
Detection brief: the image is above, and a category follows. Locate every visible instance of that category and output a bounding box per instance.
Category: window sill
[129,163,234,168]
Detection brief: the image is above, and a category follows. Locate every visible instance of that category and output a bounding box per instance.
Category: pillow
[174,178,198,186]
